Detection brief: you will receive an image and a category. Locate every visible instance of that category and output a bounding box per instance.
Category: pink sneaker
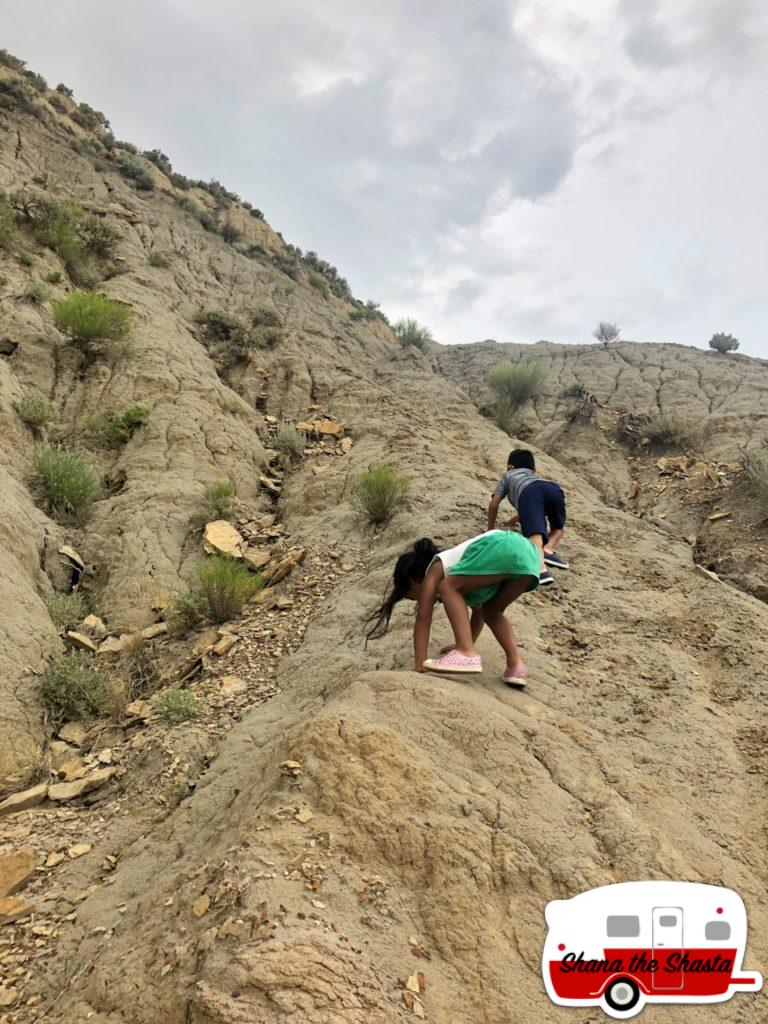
[423,649,482,674]
[502,665,528,688]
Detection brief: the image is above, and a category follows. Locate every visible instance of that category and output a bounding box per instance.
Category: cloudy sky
[3,0,767,355]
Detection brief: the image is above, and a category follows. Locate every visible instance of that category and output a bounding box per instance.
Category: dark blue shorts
[517,480,566,543]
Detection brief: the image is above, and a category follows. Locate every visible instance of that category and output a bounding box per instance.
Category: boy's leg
[545,527,564,554]
[481,577,534,670]
[527,532,547,572]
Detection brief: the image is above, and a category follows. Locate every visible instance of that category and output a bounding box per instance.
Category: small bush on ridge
[15,392,56,429]
[488,361,549,427]
[274,422,307,460]
[197,555,262,622]
[350,465,410,525]
[44,591,88,629]
[40,651,110,724]
[53,291,134,350]
[30,444,98,522]
[393,318,432,349]
[24,281,50,305]
[189,480,236,531]
[709,332,739,354]
[152,687,199,723]
[644,412,702,450]
[593,322,620,345]
[84,403,149,446]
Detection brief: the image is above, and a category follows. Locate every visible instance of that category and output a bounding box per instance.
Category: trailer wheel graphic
[604,978,642,1015]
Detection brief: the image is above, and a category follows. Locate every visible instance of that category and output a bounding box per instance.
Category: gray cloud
[1,0,766,355]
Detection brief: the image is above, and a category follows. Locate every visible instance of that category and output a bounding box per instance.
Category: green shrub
[742,448,768,507]
[148,251,170,268]
[165,592,206,637]
[644,412,702,450]
[350,464,410,525]
[0,193,15,249]
[197,555,262,622]
[45,269,63,284]
[0,79,40,117]
[308,271,329,298]
[393,318,432,349]
[189,480,236,531]
[24,281,50,305]
[77,214,120,259]
[44,591,88,629]
[221,397,250,416]
[72,102,110,132]
[17,250,36,266]
[0,49,26,72]
[560,383,588,400]
[350,300,387,323]
[23,70,47,93]
[30,444,98,522]
[488,361,549,424]
[251,305,283,347]
[55,83,74,98]
[709,332,739,354]
[273,422,307,460]
[593,322,620,345]
[30,197,83,265]
[143,149,172,175]
[195,309,268,358]
[15,391,56,429]
[274,250,300,279]
[219,221,241,244]
[118,153,154,191]
[53,291,134,350]
[152,686,199,724]
[0,275,8,287]
[84,403,149,446]
[40,651,110,724]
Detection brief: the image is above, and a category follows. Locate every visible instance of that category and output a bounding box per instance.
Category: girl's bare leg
[437,574,508,656]
[481,577,535,669]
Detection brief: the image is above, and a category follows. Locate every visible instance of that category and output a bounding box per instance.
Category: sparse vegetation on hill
[743,448,768,508]
[709,332,739,354]
[14,391,56,429]
[0,192,16,248]
[152,686,199,723]
[593,321,620,345]
[30,444,98,522]
[84,403,150,446]
[351,464,410,525]
[644,412,702,450]
[53,291,134,358]
[40,651,110,724]
[197,555,262,622]
[189,480,236,531]
[488,360,549,430]
[118,152,155,191]
[44,591,88,629]
[394,318,433,349]
[273,422,307,460]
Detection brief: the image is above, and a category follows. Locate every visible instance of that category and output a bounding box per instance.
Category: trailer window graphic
[543,881,762,1018]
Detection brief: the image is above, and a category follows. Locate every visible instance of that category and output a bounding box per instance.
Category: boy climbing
[487,449,568,586]
[364,531,540,687]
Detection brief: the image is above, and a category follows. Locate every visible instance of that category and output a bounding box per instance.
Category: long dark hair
[364,538,439,642]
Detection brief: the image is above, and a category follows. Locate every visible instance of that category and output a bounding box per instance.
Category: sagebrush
[196,556,262,622]
[15,391,56,429]
[30,444,98,522]
[40,651,110,724]
[44,591,88,629]
[644,412,702,450]
[350,465,410,525]
[189,480,236,531]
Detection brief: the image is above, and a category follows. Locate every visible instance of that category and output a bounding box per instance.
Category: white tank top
[429,530,503,573]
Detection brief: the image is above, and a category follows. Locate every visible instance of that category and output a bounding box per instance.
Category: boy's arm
[487,492,503,531]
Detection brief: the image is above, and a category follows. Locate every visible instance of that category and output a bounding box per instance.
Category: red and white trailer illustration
[543,881,762,1018]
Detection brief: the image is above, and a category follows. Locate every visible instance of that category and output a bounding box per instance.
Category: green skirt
[448,531,540,607]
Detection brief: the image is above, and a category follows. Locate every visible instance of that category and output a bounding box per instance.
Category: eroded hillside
[1,57,767,1024]
[438,339,768,602]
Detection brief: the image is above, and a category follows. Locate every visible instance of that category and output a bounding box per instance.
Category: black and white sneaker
[539,570,555,586]
[544,550,569,570]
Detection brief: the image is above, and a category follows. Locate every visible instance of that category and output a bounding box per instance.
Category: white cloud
[1,0,766,355]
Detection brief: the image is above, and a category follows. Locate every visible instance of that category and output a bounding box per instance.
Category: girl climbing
[364,530,540,686]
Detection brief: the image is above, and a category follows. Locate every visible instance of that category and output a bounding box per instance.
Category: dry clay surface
[39,366,768,1024]
[0,83,766,1023]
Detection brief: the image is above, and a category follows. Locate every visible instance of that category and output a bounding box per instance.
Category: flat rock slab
[48,767,115,803]
[0,896,33,925]
[0,781,49,818]
[203,520,245,558]
[0,847,37,897]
